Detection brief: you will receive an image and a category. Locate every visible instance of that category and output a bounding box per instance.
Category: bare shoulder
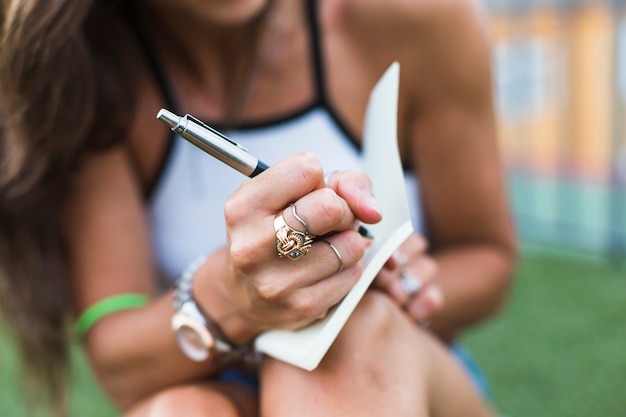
[335,0,486,26]
[332,0,490,50]
[327,0,492,98]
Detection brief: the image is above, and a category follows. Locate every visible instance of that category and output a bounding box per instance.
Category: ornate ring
[322,240,344,273]
[274,213,314,260]
[400,268,423,296]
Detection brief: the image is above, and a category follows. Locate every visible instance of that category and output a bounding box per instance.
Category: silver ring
[324,170,339,185]
[394,251,408,266]
[290,203,312,235]
[274,213,314,260]
[323,240,344,273]
[400,268,423,296]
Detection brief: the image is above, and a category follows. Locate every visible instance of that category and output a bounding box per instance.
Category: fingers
[401,257,442,324]
[308,232,372,276]
[264,264,364,330]
[326,170,382,224]
[233,153,326,215]
[372,263,409,305]
[227,156,378,247]
[371,233,444,325]
[263,230,367,290]
[248,232,366,329]
[280,190,357,237]
[291,263,364,323]
[406,285,444,323]
[397,234,428,258]
[372,234,431,303]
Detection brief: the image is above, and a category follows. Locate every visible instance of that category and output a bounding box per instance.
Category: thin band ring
[274,213,314,260]
[323,240,344,273]
[290,203,312,235]
[324,170,339,185]
[400,268,423,296]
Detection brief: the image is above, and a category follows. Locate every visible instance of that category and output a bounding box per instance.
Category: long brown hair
[0,0,138,412]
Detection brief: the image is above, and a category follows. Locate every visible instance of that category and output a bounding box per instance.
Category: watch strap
[173,256,207,310]
[172,256,244,358]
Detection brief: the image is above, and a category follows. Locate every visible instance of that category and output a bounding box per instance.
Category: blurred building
[485,0,626,259]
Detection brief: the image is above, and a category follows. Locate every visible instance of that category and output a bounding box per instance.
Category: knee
[349,290,406,337]
[330,290,417,357]
[124,384,243,417]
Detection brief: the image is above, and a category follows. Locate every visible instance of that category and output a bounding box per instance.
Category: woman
[0,0,516,415]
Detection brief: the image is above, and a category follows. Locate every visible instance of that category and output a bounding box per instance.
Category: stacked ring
[274,212,315,260]
[322,240,344,273]
[290,203,311,235]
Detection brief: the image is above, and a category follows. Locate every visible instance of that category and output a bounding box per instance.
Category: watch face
[177,324,209,360]
[172,313,213,362]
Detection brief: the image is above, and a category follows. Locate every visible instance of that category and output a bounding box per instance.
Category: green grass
[464,249,626,417]
[1,250,624,416]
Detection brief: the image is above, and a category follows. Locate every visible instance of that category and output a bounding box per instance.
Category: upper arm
[398,0,516,253]
[62,145,157,317]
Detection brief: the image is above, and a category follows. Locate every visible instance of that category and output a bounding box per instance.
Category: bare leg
[124,381,258,417]
[260,291,492,417]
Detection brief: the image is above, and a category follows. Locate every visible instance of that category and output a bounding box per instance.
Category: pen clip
[185,115,250,152]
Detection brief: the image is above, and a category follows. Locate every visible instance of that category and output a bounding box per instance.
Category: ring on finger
[274,212,315,260]
[324,170,339,185]
[322,240,344,273]
[400,268,423,296]
[290,203,312,235]
[394,251,408,266]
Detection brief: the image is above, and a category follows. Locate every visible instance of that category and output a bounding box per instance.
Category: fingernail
[394,252,408,266]
[425,286,444,308]
[366,194,382,215]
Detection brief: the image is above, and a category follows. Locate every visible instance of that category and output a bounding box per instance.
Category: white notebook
[254,63,414,370]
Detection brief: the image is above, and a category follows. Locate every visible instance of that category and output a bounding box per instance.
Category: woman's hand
[196,153,382,345]
[372,234,444,325]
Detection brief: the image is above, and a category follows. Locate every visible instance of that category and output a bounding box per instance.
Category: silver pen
[157,108,269,177]
[156,108,373,239]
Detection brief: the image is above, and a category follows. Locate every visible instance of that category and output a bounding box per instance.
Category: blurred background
[1,1,625,416]
[465,1,626,416]
[488,0,626,258]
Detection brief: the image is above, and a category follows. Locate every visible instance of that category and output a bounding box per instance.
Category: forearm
[83,291,225,410]
[429,243,517,342]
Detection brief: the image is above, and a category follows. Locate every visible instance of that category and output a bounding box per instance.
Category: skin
[62,0,516,414]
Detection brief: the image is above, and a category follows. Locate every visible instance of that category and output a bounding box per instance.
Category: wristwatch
[171,256,235,362]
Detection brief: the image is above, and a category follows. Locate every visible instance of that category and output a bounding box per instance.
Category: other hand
[372,234,443,325]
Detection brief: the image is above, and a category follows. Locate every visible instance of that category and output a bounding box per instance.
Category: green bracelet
[74,293,150,337]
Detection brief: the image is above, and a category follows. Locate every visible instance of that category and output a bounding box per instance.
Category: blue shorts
[451,344,491,399]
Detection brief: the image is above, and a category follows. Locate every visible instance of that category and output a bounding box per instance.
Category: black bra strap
[306,0,328,107]
[305,0,360,149]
